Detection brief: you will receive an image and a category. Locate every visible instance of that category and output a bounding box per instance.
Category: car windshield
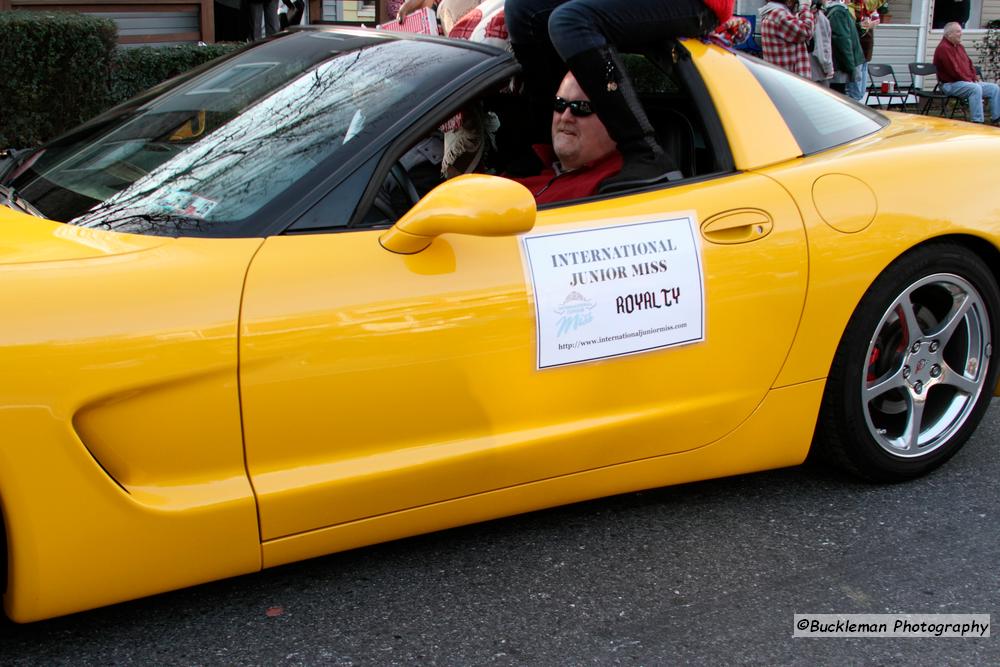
[9,31,483,236]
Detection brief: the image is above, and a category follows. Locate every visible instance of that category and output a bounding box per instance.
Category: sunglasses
[552,96,595,117]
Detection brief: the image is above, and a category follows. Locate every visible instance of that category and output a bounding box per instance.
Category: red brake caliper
[867,346,881,382]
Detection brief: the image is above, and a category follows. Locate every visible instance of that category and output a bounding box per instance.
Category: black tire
[813,243,1000,481]
[1,502,6,599]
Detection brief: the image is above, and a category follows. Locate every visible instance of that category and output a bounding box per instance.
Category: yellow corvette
[1,28,998,623]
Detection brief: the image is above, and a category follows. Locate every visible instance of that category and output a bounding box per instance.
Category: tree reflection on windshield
[9,32,485,236]
[72,41,457,235]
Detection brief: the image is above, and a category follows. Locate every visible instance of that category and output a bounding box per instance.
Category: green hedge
[109,43,244,107]
[0,11,117,148]
[0,11,244,148]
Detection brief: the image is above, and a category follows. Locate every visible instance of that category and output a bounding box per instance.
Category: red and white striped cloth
[377,7,441,34]
[447,0,508,50]
[441,0,511,133]
[759,4,815,78]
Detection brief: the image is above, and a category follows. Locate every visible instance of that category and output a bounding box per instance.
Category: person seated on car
[509,71,626,204]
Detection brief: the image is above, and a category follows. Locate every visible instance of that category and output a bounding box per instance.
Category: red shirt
[512,145,624,205]
[704,0,735,26]
[933,37,977,83]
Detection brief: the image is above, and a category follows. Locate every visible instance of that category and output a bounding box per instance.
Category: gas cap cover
[812,173,878,233]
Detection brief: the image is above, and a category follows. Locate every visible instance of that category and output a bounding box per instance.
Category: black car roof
[284,23,514,59]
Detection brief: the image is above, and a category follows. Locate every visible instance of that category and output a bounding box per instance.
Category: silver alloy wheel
[862,273,992,458]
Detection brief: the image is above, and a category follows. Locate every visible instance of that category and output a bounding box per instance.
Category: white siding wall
[92,10,199,46]
[885,0,915,24]
[735,0,766,15]
[871,24,922,84]
[984,0,1000,22]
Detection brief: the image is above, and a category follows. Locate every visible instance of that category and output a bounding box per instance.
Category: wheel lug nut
[930,364,941,378]
[914,381,924,394]
[929,340,939,353]
[911,342,922,354]
[902,365,911,378]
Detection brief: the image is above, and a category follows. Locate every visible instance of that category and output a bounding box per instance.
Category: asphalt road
[3,401,999,665]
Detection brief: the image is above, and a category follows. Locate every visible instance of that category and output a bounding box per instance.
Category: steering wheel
[371,161,422,223]
[389,162,421,207]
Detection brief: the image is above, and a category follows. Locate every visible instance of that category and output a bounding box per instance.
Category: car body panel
[767,112,1000,388]
[261,379,824,567]
[0,209,263,621]
[240,171,807,541]
[0,212,166,263]
[684,40,801,171]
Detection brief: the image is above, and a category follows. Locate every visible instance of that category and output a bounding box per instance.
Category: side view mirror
[379,174,536,254]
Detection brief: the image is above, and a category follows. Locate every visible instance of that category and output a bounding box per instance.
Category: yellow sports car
[1,28,997,623]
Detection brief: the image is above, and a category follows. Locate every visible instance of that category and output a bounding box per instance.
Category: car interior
[356,45,733,229]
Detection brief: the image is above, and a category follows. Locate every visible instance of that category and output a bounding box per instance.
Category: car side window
[353,90,524,229]
[345,48,733,230]
[741,56,887,155]
[360,133,450,226]
[623,53,724,182]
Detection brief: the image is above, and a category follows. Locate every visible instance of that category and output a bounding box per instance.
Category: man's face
[946,25,963,44]
[551,73,617,170]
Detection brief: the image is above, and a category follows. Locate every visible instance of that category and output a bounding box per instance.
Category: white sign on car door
[521,214,705,369]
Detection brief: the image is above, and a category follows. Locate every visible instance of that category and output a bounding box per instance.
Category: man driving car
[511,71,626,204]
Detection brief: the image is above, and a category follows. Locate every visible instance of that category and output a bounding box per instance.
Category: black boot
[511,41,566,141]
[566,45,682,193]
[504,41,569,175]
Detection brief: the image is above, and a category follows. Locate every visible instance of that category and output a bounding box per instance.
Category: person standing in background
[279,0,305,28]
[759,0,815,78]
[215,0,251,41]
[810,0,834,85]
[848,0,879,100]
[248,0,280,39]
[826,0,865,98]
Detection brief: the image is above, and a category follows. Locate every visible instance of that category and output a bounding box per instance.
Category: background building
[736,0,1000,85]
[0,0,391,45]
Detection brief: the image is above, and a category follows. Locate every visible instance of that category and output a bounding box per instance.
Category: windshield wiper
[0,183,46,218]
[0,147,33,183]
[0,148,47,218]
